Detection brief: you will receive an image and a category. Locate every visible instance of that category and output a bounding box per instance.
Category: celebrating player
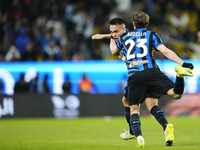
[92,18,159,142]
[110,11,194,148]
[92,18,136,140]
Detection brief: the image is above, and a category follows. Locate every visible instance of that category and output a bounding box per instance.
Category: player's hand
[182,62,194,70]
[121,55,127,62]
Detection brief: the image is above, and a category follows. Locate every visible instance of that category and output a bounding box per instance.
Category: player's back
[117,28,163,77]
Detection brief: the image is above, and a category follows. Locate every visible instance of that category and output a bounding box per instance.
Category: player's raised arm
[91,34,111,40]
[110,38,120,56]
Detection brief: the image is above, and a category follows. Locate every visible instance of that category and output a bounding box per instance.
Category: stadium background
[0,0,200,118]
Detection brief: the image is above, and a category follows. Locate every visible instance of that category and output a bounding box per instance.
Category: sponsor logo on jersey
[130,60,148,67]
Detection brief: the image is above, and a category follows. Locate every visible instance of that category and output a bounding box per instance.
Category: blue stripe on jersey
[117,37,123,50]
[117,28,163,77]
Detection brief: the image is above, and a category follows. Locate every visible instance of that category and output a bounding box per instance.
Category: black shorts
[127,68,174,105]
[124,78,157,100]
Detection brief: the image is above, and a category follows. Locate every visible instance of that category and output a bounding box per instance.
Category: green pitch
[0,116,199,150]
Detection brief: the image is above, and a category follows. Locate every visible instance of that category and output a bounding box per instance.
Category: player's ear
[147,22,149,27]
[133,21,136,29]
[123,27,126,32]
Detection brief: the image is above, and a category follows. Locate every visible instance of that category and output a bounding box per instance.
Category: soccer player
[110,11,194,148]
[92,18,157,141]
[92,18,136,140]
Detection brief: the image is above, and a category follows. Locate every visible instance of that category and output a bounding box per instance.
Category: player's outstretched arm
[92,33,122,58]
[91,34,111,40]
[157,44,184,65]
[158,44,194,70]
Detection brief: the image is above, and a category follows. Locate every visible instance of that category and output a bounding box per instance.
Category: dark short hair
[109,18,126,26]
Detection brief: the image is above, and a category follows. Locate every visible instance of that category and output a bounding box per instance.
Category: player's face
[110,24,126,42]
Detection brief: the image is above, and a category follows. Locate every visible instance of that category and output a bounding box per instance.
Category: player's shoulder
[146,30,158,35]
[119,32,129,41]
[146,29,154,34]
[121,32,127,37]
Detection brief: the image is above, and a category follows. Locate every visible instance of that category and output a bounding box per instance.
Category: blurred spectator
[10,3,24,22]
[168,8,189,32]
[35,27,59,55]
[29,73,50,94]
[72,9,87,43]
[0,12,11,55]
[115,0,131,13]
[145,0,155,23]
[72,51,85,61]
[59,38,70,60]
[15,27,31,54]
[44,39,61,60]
[35,15,47,29]
[108,7,119,24]
[197,31,200,43]
[183,27,196,42]
[4,45,21,62]
[14,73,29,93]
[21,41,38,61]
[46,1,64,39]
[0,0,199,61]
[64,0,75,32]
[156,0,168,23]
[78,73,93,94]
[46,19,64,39]
[62,74,72,93]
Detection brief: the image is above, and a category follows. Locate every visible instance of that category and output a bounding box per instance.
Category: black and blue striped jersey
[117,28,163,77]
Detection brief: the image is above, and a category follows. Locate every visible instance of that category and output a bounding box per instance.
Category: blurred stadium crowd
[0,0,200,62]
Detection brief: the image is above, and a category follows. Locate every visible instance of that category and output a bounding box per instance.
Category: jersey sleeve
[152,32,163,49]
[116,37,123,50]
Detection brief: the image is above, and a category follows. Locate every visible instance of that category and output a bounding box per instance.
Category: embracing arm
[91,34,111,40]
[157,44,184,65]
[110,39,120,56]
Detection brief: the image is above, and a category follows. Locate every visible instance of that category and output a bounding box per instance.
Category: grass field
[0,116,199,150]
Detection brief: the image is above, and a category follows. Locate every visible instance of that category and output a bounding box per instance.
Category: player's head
[132,11,149,29]
[109,18,126,42]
